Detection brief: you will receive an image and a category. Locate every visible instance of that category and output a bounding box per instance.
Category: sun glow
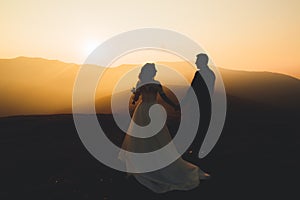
[83,40,100,58]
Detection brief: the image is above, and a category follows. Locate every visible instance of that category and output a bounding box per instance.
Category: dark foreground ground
[0,96,299,200]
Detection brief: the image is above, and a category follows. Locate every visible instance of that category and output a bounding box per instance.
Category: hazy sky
[1,0,300,78]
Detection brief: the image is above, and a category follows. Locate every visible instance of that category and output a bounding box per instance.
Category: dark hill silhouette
[220,68,300,111]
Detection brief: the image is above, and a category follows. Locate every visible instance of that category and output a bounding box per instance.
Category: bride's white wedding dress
[119,83,206,193]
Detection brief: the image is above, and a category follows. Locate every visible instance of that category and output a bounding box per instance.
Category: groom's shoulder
[193,70,200,77]
[194,70,205,80]
[191,71,204,86]
[153,80,161,85]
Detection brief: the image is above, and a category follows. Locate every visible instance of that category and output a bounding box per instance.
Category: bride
[118,63,210,193]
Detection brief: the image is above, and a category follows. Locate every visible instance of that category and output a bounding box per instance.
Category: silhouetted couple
[118,53,215,193]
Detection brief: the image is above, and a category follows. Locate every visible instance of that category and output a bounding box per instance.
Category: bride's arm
[158,85,179,110]
[132,87,141,105]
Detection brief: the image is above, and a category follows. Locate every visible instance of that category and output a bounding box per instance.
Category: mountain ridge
[1,57,299,117]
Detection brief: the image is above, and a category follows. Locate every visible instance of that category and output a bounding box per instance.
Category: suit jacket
[189,71,212,153]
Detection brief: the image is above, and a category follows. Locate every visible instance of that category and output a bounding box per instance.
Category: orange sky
[1,0,300,78]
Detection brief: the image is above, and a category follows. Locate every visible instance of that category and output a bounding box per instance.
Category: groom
[183,53,215,163]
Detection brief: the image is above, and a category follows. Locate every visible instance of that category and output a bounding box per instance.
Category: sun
[83,39,100,57]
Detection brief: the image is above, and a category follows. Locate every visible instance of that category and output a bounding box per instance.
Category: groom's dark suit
[187,70,212,158]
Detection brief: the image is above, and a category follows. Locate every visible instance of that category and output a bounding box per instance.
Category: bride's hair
[138,63,156,83]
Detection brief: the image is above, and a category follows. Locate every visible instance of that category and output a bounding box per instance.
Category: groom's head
[195,53,209,69]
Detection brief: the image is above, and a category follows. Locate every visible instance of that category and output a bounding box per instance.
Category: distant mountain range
[0,57,299,117]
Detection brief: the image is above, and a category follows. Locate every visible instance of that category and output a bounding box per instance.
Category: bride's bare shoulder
[153,80,161,85]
